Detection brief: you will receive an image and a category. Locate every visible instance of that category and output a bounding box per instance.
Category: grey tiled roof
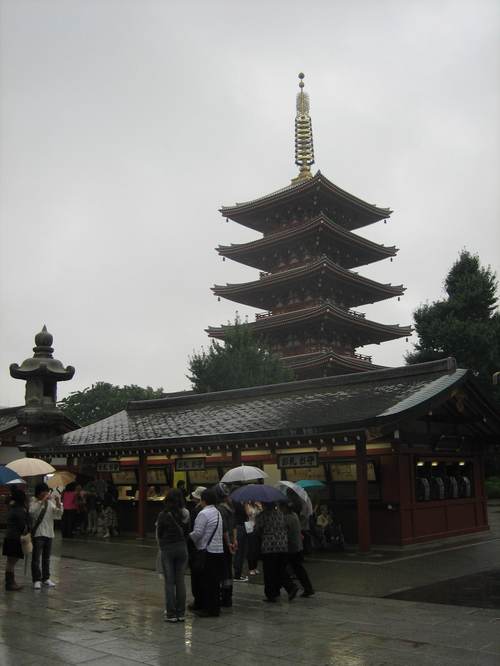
[0,407,21,435]
[30,359,475,452]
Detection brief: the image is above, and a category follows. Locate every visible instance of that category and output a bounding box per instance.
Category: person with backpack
[156,488,190,622]
[29,482,63,589]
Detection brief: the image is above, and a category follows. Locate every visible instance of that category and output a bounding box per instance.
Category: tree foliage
[59,382,164,426]
[188,319,294,393]
[406,250,500,398]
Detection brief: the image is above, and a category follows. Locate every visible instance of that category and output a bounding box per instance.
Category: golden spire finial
[292,72,315,183]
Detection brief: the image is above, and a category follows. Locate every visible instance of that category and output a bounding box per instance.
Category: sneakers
[288,586,299,602]
[163,611,177,623]
[301,590,315,598]
[33,581,42,590]
[43,579,56,588]
[234,576,248,582]
[248,570,259,576]
[177,616,185,622]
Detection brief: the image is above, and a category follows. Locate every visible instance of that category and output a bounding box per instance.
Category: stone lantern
[10,325,75,445]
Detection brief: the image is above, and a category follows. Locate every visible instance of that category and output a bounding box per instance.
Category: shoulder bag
[190,512,220,574]
[31,502,49,537]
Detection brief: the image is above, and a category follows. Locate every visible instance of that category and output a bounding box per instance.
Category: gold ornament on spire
[292,72,315,183]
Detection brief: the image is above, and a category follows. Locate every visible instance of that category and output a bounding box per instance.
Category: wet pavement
[55,500,500,601]
[1,502,499,664]
[1,554,500,666]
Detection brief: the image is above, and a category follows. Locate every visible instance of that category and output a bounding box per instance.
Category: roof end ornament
[292,72,315,184]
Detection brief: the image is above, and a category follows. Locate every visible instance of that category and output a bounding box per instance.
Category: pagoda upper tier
[217,213,397,272]
[220,171,392,235]
[212,256,405,311]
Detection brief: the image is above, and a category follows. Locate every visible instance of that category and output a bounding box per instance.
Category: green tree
[188,319,294,393]
[59,382,164,426]
[406,250,500,398]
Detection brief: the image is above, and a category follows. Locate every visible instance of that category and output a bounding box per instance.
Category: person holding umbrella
[2,487,30,591]
[29,482,63,589]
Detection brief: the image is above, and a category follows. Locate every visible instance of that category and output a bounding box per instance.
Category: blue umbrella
[0,466,22,485]
[230,484,286,504]
[296,479,326,489]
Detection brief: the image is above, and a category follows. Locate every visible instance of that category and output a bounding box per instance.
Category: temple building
[208,74,411,378]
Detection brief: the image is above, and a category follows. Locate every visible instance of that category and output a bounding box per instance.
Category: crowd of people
[3,480,319,622]
[60,481,118,539]
[155,483,315,622]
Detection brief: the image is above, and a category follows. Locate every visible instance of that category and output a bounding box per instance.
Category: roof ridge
[127,358,457,411]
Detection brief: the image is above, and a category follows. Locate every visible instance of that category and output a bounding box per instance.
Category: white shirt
[29,498,63,539]
[190,506,224,553]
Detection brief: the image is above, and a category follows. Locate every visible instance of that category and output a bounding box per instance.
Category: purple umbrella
[230,484,286,504]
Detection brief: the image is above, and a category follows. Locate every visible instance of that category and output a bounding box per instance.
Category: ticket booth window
[415,460,474,501]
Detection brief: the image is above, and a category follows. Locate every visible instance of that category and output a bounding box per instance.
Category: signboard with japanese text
[331,462,376,482]
[96,462,120,473]
[277,453,319,469]
[175,458,206,472]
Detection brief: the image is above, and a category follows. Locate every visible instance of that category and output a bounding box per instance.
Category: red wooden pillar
[232,445,241,466]
[137,452,147,539]
[355,433,370,552]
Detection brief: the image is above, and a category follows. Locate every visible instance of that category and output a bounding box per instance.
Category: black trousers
[247,532,259,571]
[288,551,313,594]
[32,536,52,582]
[233,525,247,578]
[261,552,295,599]
[189,544,203,609]
[61,510,75,538]
[200,552,224,616]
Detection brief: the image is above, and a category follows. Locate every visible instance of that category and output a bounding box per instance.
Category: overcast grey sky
[1,0,499,406]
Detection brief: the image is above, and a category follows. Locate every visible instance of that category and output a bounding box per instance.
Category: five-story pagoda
[207,74,411,379]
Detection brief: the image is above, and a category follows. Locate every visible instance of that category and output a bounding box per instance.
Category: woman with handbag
[189,488,224,617]
[156,489,190,623]
[2,487,30,591]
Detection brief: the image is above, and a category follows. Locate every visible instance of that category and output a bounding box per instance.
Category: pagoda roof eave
[282,351,386,372]
[220,171,392,227]
[207,303,412,343]
[217,214,397,267]
[212,256,405,304]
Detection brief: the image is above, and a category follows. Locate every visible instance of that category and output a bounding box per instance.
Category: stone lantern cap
[10,325,75,381]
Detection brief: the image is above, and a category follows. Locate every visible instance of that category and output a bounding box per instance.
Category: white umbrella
[221,465,268,483]
[277,480,313,519]
[6,458,55,477]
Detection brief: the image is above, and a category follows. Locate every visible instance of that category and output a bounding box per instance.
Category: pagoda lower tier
[207,303,411,352]
[217,213,397,272]
[212,255,405,312]
[282,350,386,379]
